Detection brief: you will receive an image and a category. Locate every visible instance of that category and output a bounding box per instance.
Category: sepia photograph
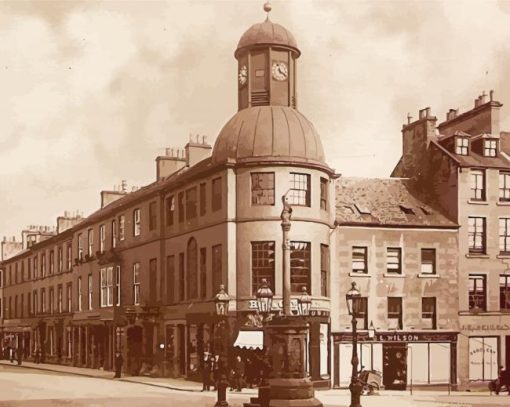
[1,0,510,406]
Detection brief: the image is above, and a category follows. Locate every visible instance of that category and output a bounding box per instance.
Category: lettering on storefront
[461,324,510,331]
[376,333,419,342]
[333,331,457,343]
[246,300,329,317]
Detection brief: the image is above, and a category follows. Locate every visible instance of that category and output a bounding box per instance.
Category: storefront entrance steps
[0,360,233,393]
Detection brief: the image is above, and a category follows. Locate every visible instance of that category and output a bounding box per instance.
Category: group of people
[201,352,269,392]
[2,345,23,365]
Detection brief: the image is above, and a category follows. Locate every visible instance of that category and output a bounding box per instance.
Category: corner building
[0,13,335,384]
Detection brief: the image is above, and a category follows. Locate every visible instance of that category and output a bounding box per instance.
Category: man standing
[16,346,22,366]
[114,351,123,378]
[201,353,211,391]
[234,355,245,392]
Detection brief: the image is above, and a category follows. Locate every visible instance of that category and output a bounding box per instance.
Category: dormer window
[483,139,498,157]
[456,136,469,155]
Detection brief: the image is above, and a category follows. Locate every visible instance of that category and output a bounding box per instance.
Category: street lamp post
[214,284,230,407]
[346,282,363,407]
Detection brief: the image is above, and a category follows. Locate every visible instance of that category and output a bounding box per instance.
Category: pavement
[2,360,510,406]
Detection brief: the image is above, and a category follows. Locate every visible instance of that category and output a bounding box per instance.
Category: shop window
[212,178,222,212]
[320,244,329,297]
[420,249,436,274]
[166,255,175,304]
[355,297,368,329]
[133,263,140,305]
[77,277,82,311]
[87,229,94,256]
[320,177,328,210]
[133,209,141,237]
[289,173,310,207]
[179,253,185,301]
[499,172,510,202]
[118,215,125,241]
[200,183,207,216]
[468,274,486,312]
[470,169,485,201]
[149,201,157,231]
[212,245,223,294]
[251,172,275,205]
[468,217,486,254]
[500,275,510,311]
[421,297,436,329]
[200,248,207,299]
[186,188,198,222]
[290,241,311,294]
[499,218,510,254]
[251,241,275,295]
[100,267,114,307]
[483,139,498,157]
[352,246,368,274]
[166,196,175,226]
[455,136,469,155]
[88,274,93,310]
[386,248,402,274]
[387,297,403,329]
[468,337,498,381]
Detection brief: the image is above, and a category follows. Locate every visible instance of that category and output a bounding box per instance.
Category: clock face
[238,65,248,86]
[272,61,288,81]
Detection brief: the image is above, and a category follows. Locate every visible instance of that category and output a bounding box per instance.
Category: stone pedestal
[262,316,322,407]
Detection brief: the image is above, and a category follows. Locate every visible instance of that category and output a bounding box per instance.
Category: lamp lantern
[345,281,361,316]
[214,284,230,317]
[256,278,274,315]
[297,286,312,316]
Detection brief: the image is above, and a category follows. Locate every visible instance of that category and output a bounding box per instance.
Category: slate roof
[335,177,458,228]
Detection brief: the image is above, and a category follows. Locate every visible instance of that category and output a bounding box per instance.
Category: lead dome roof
[211,106,327,168]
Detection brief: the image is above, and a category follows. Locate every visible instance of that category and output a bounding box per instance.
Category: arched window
[187,238,198,299]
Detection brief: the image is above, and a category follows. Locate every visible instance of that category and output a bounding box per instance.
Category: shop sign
[461,324,510,331]
[376,333,420,342]
[333,331,457,343]
[246,300,329,317]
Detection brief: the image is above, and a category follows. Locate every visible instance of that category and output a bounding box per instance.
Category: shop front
[457,319,510,387]
[333,331,458,389]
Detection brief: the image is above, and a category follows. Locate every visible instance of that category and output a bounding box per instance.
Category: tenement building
[1,6,510,391]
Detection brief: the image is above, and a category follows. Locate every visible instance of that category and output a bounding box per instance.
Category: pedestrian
[16,347,22,366]
[9,347,14,363]
[234,355,245,392]
[202,353,211,391]
[211,354,220,391]
[114,351,123,378]
[245,357,254,389]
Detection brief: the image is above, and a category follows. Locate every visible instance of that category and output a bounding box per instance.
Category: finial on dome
[263,1,272,21]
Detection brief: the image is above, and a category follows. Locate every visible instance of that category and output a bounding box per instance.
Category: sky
[1,0,510,239]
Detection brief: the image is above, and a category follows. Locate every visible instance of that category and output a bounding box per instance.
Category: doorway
[127,326,143,376]
[506,336,510,370]
[383,344,407,390]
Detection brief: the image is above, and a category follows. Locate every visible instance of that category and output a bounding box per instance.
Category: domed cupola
[211,2,331,171]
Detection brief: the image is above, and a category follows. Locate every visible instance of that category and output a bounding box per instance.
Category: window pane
[251,173,275,205]
[251,241,275,295]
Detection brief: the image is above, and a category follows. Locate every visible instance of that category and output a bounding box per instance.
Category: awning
[233,330,264,350]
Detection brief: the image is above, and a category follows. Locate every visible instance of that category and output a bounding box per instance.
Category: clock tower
[235,2,300,111]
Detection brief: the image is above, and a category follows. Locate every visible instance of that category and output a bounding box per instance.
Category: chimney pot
[121,180,127,192]
[165,147,171,156]
[202,135,206,144]
[481,91,488,104]
[407,113,412,124]
[490,90,494,101]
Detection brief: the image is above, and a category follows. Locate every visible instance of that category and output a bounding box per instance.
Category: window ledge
[348,272,371,278]
[467,200,489,205]
[418,274,440,278]
[497,201,510,206]
[383,273,406,278]
[497,254,510,259]
[465,253,489,259]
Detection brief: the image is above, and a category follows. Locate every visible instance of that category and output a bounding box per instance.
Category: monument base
[267,378,323,407]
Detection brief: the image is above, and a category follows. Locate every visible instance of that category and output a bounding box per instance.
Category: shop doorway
[506,336,510,370]
[127,326,143,376]
[383,344,407,390]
